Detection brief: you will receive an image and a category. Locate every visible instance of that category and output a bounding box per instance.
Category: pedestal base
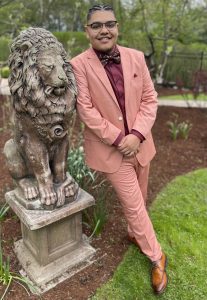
[5,188,96,293]
[15,237,96,293]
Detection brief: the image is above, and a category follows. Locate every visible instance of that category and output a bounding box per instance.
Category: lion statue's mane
[8,27,77,130]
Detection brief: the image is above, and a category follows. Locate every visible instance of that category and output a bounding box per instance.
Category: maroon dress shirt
[95,48,145,146]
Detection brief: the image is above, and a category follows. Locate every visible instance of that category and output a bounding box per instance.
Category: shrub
[85,185,108,238]
[0,66,10,78]
[53,31,89,58]
[0,37,11,62]
[67,145,108,237]
[67,145,95,190]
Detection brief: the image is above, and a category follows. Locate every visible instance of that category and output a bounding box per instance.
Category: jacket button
[118,116,123,121]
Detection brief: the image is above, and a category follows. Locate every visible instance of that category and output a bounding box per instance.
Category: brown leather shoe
[151,252,168,294]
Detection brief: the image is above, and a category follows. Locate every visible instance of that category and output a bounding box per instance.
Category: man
[70,4,168,294]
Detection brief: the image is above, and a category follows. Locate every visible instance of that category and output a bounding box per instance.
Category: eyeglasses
[86,21,117,31]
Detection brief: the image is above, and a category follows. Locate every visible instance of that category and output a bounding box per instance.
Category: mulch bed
[0,93,206,300]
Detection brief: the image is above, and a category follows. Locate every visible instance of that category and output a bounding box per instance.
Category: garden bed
[0,94,207,300]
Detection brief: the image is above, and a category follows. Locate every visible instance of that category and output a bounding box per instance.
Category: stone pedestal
[5,188,96,293]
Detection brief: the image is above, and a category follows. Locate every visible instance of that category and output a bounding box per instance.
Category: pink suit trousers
[105,155,162,262]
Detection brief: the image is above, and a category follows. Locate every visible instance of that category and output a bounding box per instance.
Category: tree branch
[0,0,16,9]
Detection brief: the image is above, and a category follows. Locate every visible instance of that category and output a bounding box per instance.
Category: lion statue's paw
[18,178,39,201]
[39,186,57,206]
[24,186,39,200]
[55,173,79,207]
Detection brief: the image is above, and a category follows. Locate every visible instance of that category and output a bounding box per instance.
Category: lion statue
[4,27,78,209]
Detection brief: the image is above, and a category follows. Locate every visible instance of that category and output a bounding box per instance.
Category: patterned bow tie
[99,49,121,66]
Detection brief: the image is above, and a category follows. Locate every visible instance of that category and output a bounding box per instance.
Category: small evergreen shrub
[53,31,89,58]
[0,66,10,78]
[0,37,11,62]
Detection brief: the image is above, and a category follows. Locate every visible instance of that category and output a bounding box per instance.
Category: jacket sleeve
[70,57,122,145]
[131,52,158,138]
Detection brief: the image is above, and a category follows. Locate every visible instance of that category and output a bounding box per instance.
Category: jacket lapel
[118,45,132,111]
[86,48,120,109]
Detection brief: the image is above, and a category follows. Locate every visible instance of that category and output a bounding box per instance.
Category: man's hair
[87,4,115,22]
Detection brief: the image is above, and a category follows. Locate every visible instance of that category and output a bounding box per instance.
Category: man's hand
[118,134,141,157]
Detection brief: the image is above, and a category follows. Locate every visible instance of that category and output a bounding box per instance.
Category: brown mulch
[0,93,207,300]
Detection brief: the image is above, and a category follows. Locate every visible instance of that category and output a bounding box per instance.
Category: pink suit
[71,45,162,261]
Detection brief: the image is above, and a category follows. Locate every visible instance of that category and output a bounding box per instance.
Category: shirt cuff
[112,132,124,146]
[131,129,145,143]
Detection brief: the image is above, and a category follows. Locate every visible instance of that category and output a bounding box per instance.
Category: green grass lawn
[91,169,207,300]
[158,93,207,101]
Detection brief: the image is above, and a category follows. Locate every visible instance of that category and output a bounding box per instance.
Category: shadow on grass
[91,168,207,300]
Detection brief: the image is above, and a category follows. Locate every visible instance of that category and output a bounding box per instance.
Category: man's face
[85,11,118,53]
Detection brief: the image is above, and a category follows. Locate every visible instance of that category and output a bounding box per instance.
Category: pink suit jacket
[70,45,158,173]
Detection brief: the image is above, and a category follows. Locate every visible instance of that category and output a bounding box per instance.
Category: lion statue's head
[8,27,77,119]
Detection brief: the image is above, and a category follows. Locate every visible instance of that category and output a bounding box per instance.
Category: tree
[0,0,15,9]
[0,1,29,37]
[121,0,207,82]
[0,0,91,34]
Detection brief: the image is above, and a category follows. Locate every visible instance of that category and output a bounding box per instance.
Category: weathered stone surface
[6,188,96,292]
[15,237,96,293]
[5,188,94,230]
[6,181,78,211]
[4,27,78,208]
[21,212,82,266]
[0,78,10,95]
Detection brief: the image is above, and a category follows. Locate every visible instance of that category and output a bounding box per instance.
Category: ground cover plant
[92,169,207,300]
[0,242,37,300]
[0,92,206,299]
[0,202,36,300]
[0,204,9,221]
[167,113,192,140]
[67,145,109,237]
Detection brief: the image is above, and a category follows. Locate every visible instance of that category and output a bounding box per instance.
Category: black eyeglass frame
[86,20,118,31]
